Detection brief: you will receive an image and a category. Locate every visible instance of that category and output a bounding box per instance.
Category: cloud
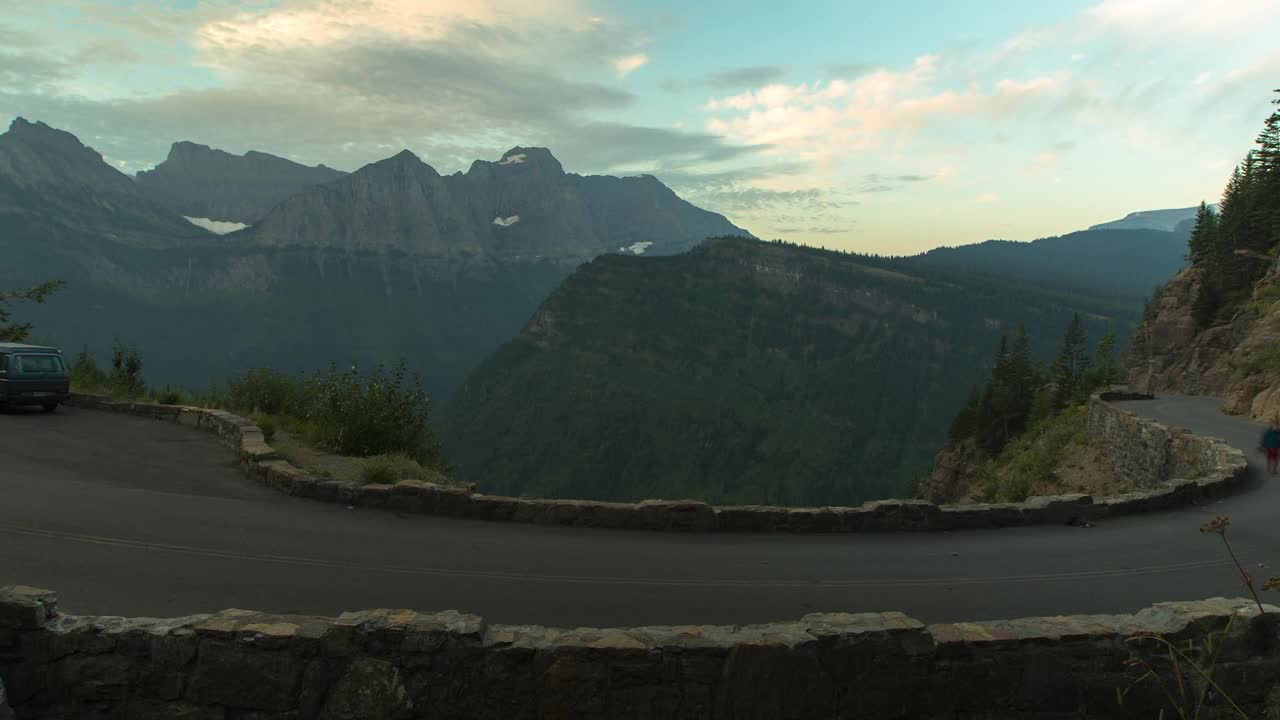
[613,53,649,77]
[707,65,787,88]
[976,192,1000,203]
[0,1,762,178]
[776,225,850,235]
[701,55,1074,162]
[1085,0,1280,36]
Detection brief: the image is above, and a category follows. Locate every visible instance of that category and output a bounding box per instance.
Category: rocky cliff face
[917,439,984,504]
[1128,257,1280,421]
[135,141,346,224]
[239,147,749,260]
[0,118,209,246]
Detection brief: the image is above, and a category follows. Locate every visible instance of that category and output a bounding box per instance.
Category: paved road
[2,397,1277,627]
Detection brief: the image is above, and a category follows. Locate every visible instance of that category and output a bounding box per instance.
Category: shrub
[69,346,106,390]
[225,368,304,416]
[154,387,185,406]
[304,361,438,462]
[255,415,277,443]
[358,454,435,485]
[108,340,146,398]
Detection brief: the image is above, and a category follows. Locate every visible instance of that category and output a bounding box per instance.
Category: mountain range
[1,115,1203,504]
[0,117,745,399]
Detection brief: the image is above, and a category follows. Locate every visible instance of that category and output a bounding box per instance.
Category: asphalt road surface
[2,396,1277,628]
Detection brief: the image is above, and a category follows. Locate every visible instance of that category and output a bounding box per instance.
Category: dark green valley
[443,237,1140,506]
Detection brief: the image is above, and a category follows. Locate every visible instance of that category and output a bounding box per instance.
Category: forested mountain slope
[909,227,1188,300]
[443,237,1138,506]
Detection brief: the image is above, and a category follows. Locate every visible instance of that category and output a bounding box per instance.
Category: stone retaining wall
[1089,391,1242,490]
[2,585,1277,719]
[67,391,1248,533]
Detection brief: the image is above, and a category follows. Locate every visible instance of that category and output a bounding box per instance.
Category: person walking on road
[1262,419,1280,476]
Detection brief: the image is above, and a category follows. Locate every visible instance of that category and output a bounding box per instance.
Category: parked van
[0,343,71,411]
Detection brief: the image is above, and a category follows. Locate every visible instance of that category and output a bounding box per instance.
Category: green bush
[108,341,146,398]
[254,415,277,443]
[226,368,304,416]
[358,454,436,485]
[154,387,185,405]
[304,361,441,464]
[66,343,448,470]
[69,346,106,390]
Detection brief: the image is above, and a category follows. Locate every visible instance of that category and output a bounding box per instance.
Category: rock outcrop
[917,438,983,504]
[135,141,346,224]
[239,146,748,259]
[1128,257,1280,421]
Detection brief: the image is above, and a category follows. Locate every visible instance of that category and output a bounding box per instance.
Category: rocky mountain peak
[495,147,564,174]
[0,116,135,195]
[135,140,348,224]
[5,116,107,163]
[365,149,439,177]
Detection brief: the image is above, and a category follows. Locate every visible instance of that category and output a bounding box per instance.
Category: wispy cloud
[613,53,649,77]
[707,65,787,88]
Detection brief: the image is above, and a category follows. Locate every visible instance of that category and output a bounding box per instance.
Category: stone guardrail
[65,390,1248,533]
[1,585,1277,719]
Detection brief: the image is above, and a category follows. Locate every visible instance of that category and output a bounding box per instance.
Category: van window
[14,354,66,374]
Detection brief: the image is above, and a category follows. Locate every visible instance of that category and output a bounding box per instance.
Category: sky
[2,0,1279,254]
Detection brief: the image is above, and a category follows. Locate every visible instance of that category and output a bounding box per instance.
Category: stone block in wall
[186,638,303,711]
[568,500,639,528]
[418,483,475,517]
[356,483,392,509]
[633,500,718,531]
[320,656,413,720]
[124,698,224,720]
[714,625,835,719]
[938,503,1027,529]
[263,462,304,493]
[859,500,942,530]
[0,675,11,720]
[310,480,343,502]
[334,609,485,657]
[0,587,57,630]
[336,482,362,506]
[782,507,842,532]
[715,505,788,532]
[1020,494,1095,525]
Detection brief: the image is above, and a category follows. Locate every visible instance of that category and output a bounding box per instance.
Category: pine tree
[1254,90,1280,179]
[1187,201,1217,264]
[1051,314,1091,408]
[1090,331,1122,388]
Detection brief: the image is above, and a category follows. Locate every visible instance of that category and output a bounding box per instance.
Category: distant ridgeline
[443,237,1143,507]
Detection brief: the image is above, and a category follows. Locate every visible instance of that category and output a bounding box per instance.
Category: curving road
[2,396,1278,628]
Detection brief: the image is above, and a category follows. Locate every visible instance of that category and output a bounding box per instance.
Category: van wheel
[42,403,58,412]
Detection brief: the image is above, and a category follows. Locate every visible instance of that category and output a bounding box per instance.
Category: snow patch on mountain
[498,153,527,166]
[493,215,521,227]
[184,216,249,234]
[619,241,653,255]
